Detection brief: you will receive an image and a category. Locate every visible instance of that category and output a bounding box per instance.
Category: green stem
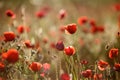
[116,72,118,80]
[34,72,38,80]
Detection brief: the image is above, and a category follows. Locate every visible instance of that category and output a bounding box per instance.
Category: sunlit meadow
[0,0,120,80]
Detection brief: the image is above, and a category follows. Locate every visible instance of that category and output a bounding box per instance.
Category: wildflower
[60,73,70,80]
[5,10,16,19]
[50,42,56,49]
[113,4,120,11]
[89,19,96,26]
[97,26,104,32]
[2,49,19,63]
[97,60,108,71]
[24,40,32,48]
[109,48,118,59]
[89,19,104,33]
[90,26,98,34]
[93,73,102,80]
[90,26,104,34]
[42,63,50,71]
[29,62,42,72]
[4,31,16,41]
[59,9,66,20]
[0,62,5,71]
[56,41,64,51]
[1,53,8,60]
[80,59,88,65]
[64,46,75,56]
[114,63,120,72]
[77,16,88,26]
[65,23,77,34]
[81,69,92,78]
[36,10,46,18]
[17,25,25,34]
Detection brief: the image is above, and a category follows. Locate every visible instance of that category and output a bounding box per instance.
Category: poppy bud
[56,41,64,51]
[5,10,16,19]
[59,9,66,20]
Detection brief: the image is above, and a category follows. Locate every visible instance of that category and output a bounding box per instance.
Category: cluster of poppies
[0,3,120,80]
[60,47,120,80]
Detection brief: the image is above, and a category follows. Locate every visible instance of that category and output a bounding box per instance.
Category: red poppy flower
[97,60,108,71]
[97,26,104,32]
[64,46,75,56]
[89,19,96,26]
[77,16,88,26]
[113,4,120,11]
[2,53,8,60]
[4,31,16,41]
[5,10,16,19]
[60,73,70,80]
[24,40,32,48]
[93,73,103,80]
[59,9,66,20]
[90,26,98,33]
[17,25,25,34]
[56,41,64,51]
[109,48,118,59]
[81,69,92,78]
[2,49,19,63]
[36,10,46,18]
[0,62,5,71]
[29,62,42,72]
[65,23,77,34]
[114,63,120,72]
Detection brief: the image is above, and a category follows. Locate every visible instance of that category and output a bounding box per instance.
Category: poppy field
[0,0,120,80]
